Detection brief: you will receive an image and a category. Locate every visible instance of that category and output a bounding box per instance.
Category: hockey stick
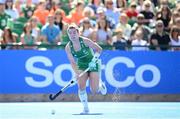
[49,67,90,100]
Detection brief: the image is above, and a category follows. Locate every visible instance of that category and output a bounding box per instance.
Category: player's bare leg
[89,72,107,95]
[89,72,99,94]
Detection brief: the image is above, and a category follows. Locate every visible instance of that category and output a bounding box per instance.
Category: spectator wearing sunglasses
[150,20,170,51]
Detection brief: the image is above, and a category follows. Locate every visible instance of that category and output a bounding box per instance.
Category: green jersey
[21,5,35,19]
[24,34,35,45]
[0,13,11,30]
[69,37,99,72]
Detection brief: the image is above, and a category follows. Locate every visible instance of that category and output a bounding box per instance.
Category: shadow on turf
[72,113,103,115]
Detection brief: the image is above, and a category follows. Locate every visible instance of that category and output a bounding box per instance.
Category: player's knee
[78,83,86,90]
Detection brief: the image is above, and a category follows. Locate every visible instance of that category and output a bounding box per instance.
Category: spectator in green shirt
[21,0,35,20]
[0,0,11,30]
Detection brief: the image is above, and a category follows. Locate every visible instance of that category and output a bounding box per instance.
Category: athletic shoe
[99,82,107,95]
[80,106,89,114]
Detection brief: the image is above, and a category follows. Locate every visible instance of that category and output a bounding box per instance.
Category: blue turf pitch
[0,102,180,119]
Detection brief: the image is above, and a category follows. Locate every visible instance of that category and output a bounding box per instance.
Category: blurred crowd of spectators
[0,0,180,51]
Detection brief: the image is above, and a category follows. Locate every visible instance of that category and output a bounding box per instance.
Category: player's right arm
[65,43,80,76]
